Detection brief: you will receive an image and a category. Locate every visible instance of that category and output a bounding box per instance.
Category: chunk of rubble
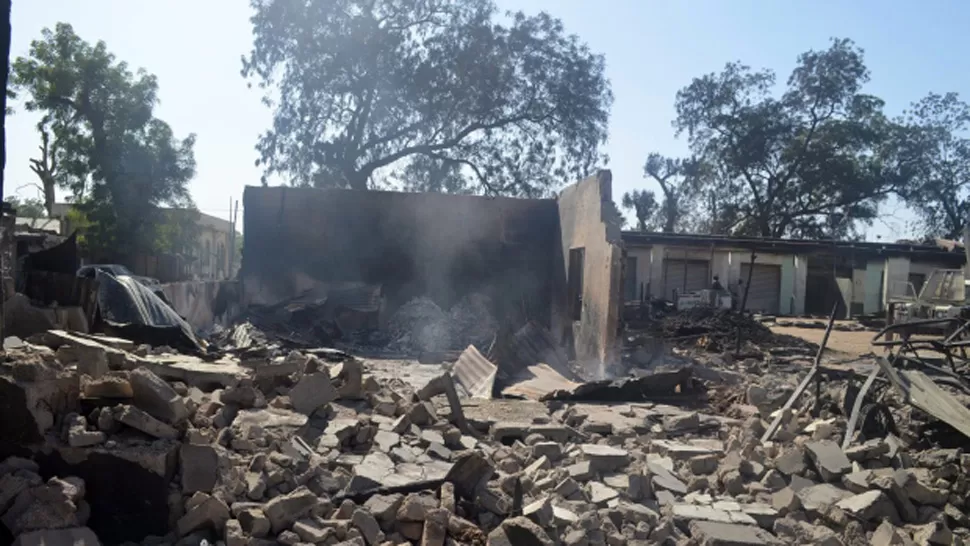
[129,368,189,424]
[114,404,179,439]
[804,440,852,482]
[688,520,782,545]
[288,371,338,415]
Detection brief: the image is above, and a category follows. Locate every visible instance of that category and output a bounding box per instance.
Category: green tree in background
[11,23,197,258]
[893,92,970,239]
[4,196,46,218]
[620,190,658,231]
[243,0,613,197]
[673,38,900,238]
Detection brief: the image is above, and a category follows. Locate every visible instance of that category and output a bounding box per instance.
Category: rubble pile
[3,326,970,546]
[650,308,814,351]
[387,296,498,354]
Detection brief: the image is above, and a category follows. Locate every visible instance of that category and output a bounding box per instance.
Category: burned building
[241,171,623,371]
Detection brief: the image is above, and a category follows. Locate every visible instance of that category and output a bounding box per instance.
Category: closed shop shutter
[740,263,782,314]
[663,259,710,299]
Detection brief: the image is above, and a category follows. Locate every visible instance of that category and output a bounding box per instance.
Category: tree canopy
[243,0,612,196]
[4,196,46,218]
[894,92,970,239]
[11,23,197,257]
[667,38,899,238]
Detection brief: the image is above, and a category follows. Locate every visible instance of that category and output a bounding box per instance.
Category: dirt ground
[769,325,883,357]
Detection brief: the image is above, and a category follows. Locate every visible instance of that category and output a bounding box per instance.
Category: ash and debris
[2,309,970,546]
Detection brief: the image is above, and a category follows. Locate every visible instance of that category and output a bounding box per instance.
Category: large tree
[620,189,658,231]
[243,0,612,196]
[894,92,970,239]
[12,23,197,257]
[673,38,899,238]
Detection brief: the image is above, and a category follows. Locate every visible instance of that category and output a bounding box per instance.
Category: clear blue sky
[6,0,969,240]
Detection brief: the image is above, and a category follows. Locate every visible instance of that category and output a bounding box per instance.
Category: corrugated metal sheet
[664,259,709,299]
[325,283,383,313]
[501,363,581,400]
[452,345,497,399]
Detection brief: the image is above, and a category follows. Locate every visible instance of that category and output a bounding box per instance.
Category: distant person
[711,275,724,291]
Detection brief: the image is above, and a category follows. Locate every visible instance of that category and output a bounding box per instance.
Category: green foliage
[155,208,203,256]
[673,38,898,238]
[11,23,196,257]
[4,196,47,218]
[621,190,658,231]
[242,0,612,196]
[893,92,970,239]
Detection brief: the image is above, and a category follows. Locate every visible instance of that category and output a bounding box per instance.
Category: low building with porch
[621,232,966,318]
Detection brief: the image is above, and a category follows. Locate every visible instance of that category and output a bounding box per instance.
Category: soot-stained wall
[556,171,623,371]
[242,187,561,325]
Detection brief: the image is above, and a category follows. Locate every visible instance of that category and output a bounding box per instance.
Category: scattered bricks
[871,520,909,545]
[363,494,403,528]
[773,446,806,476]
[496,516,554,546]
[567,461,595,482]
[397,493,439,522]
[114,405,178,439]
[910,520,953,545]
[180,443,219,493]
[688,520,782,546]
[804,440,852,482]
[57,340,108,378]
[835,490,900,523]
[438,482,455,514]
[663,411,700,433]
[81,374,133,399]
[66,414,106,447]
[408,401,437,426]
[12,527,101,546]
[263,486,319,533]
[129,368,189,425]
[844,438,889,462]
[587,481,620,505]
[420,508,448,546]
[689,454,720,475]
[292,519,334,543]
[373,430,400,452]
[770,487,801,516]
[176,494,230,536]
[532,442,562,461]
[288,372,338,415]
[580,444,629,472]
[795,484,851,514]
[351,509,384,545]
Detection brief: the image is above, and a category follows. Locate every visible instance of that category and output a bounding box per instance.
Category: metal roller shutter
[664,259,710,299]
[740,263,782,314]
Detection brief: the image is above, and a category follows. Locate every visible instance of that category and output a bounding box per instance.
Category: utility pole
[0,0,13,344]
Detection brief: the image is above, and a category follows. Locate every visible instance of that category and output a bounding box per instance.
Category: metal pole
[0,0,12,344]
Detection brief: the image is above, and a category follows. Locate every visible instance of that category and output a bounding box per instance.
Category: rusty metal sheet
[501,363,581,400]
[452,345,497,399]
[876,357,970,440]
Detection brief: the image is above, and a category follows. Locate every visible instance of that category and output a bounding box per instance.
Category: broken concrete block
[1,479,82,535]
[180,443,219,493]
[910,520,953,545]
[57,341,108,379]
[237,507,271,538]
[114,405,179,439]
[176,494,230,536]
[288,372,338,415]
[12,527,101,546]
[522,497,553,527]
[81,374,133,399]
[795,483,851,514]
[362,494,403,528]
[871,520,908,545]
[773,446,806,476]
[420,508,448,546]
[129,368,189,425]
[263,486,319,533]
[224,519,246,546]
[580,444,629,472]
[588,481,620,505]
[688,520,782,545]
[397,493,439,522]
[351,508,384,545]
[835,490,899,523]
[805,440,852,482]
[408,401,437,426]
[495,516,554,546]
[66,414,106,447]
[663,411,700,432]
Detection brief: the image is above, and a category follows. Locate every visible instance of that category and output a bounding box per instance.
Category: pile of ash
[387,294,498,354]
[648,307,815,350]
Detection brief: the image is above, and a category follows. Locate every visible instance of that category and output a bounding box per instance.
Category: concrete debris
[5,317,970,546]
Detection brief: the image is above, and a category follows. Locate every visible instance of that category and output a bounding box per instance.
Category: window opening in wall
[568,248,585,320]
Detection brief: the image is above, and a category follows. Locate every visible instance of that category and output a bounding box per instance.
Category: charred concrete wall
[161,280,239,332]
[556,170,623,372]
[242,187,560,326]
